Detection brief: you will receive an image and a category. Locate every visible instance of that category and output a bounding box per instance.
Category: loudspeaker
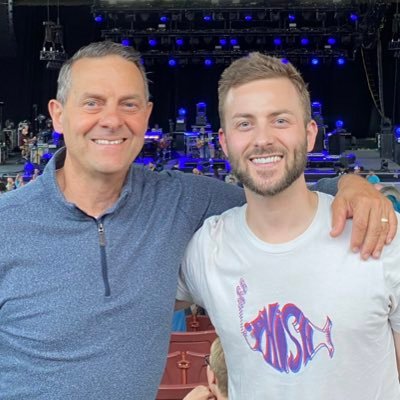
[0,1,16,58]
[172,133,185,151]
[311,125,325,152]
[394,140,400,164]
[328,133,346,155]
[379,133,394,159]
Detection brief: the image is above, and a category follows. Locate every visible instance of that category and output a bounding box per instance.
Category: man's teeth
[94,139,124,145]
[252,156,281,164]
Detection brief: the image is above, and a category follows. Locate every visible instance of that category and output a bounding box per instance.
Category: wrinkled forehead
[68,55,147,97]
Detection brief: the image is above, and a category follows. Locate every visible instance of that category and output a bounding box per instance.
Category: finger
[385,206,398,245]
[358,202,384,260]
[371,200,395,258]
[330,197,349,238]
[347,198,373,254]
[371,220,390,259]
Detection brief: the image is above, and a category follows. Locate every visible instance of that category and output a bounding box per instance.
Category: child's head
[207,337,228,398]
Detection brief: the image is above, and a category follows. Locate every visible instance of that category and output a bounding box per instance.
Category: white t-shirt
[177,192,400,399]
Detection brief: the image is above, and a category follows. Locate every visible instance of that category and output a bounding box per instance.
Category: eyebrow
[231,113,254,119]
[81,92,142,100]
[232,109,295,119]
[268,109,296,117]
[79,93,145,102]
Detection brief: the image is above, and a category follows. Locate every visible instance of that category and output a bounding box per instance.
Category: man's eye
[123,102,140,110]
[238,121,251,129]
[85,100,98,107]
[275,118,289,126]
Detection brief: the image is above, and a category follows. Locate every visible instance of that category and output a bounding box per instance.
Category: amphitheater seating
[186,314,214,332]
[160,350,209,385]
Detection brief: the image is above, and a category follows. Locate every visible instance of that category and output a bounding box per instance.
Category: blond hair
[218,52,311,129]
[209,337,228,397]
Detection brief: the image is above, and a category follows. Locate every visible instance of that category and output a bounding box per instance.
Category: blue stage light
[230,38,238,46]
[94,15,103,23]
[337,57,346,65]
[274,37,282,46]
[121,39,130,47]
[300,37,309,46]
[219,38,227,46]
[288,13,295,21]
[335,120,344,129]
[395,126,400,138]
[148,38,157,47]
[281,58,289,64]
[41,152,53,163]
[311,58,319,65]
[203,14,212,21]
[245,14,252,21]
[327,37,336,45]
[350,13,358,22]
[160,15,168,23]
[168,59,177,67]
[178,108,187,117]
[176,38,184,46]
[24,160,35,175]
[204,58,213,66]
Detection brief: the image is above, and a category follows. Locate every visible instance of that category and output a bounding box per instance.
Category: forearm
[310,176,340,196]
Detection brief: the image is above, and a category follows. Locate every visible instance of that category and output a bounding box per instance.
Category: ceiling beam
[14,1,92,5]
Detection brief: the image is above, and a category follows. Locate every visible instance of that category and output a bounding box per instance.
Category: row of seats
[156,315,215,399]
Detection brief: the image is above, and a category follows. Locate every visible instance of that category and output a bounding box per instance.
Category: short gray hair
[56,41,149,104]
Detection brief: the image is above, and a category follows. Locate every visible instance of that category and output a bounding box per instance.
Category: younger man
[177,53,400,399]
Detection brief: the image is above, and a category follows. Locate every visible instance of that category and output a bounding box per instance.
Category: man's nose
[99,106,123,131]
[254,125,275,147]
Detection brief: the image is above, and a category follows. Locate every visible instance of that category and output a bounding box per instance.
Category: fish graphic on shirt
[237,278,334,373]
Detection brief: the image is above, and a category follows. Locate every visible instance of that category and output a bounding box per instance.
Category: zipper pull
[98,223,106,246]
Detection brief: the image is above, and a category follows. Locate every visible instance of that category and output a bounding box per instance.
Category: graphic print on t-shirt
[236,278,335,373]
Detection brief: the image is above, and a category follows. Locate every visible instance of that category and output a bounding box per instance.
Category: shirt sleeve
[310,176,340,196]
[383,213,400,332]
[176,263,194,304]
[177,173,245,231]
[176,220,213,309]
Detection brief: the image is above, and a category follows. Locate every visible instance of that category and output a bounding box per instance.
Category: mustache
[246,147,286,157]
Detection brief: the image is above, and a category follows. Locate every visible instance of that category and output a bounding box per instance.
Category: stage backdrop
[0,5,398,138]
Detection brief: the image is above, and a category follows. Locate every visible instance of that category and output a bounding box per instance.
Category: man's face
[49,55,152,180]
[219,77,317,197]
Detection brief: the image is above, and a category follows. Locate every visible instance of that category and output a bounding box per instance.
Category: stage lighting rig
[388,13,400,54]
[40,20,68,69]
[94,1,386,66]
[40,0,68,71]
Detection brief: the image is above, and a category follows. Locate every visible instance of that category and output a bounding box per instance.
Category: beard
[228,139,308,197]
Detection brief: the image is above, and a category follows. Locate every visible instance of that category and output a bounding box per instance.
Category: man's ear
[145,101,153,122]
[218,128,228,158]
[48,99,64,133]
[306,119,318,152]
